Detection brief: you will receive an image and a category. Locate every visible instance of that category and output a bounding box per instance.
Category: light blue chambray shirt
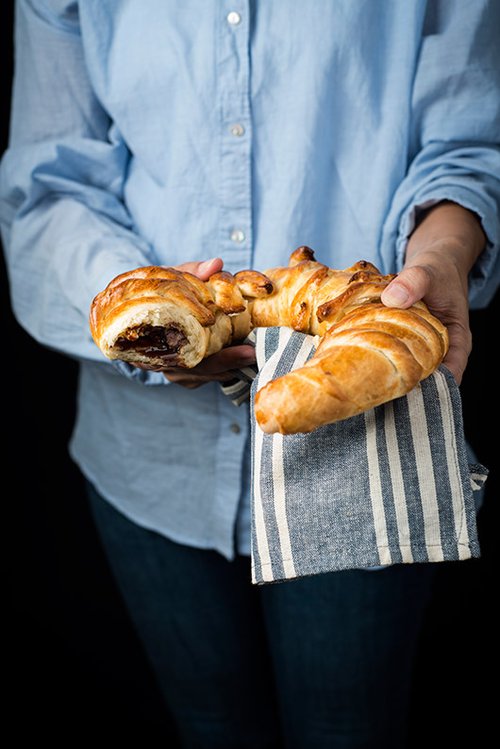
[1,0,499,560]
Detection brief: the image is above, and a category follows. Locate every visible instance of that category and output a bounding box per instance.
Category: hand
[158,344,257,389]
[381,250,470,383]
[381,202,486,384]
[135,257,256,388]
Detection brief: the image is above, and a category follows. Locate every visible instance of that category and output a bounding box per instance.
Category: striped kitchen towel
[222,327,487,585]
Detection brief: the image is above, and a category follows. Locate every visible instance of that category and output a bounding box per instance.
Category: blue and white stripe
[233,327,485,585]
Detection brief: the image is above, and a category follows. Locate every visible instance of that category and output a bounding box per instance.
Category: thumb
[173,257,224,281]
[381,265,431,308]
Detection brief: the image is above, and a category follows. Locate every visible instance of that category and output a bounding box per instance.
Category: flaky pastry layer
[90,248,448,433]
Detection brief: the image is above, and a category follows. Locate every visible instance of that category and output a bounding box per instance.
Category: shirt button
[230,229,245,243]
[230,423,241,434]
[227,11,241,25]
[230,123,245,137]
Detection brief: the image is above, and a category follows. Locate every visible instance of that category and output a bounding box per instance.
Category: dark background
[2,3,497,745]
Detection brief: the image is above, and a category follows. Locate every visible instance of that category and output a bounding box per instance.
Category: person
[1,1,499,747]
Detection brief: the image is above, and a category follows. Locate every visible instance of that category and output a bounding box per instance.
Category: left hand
[134,257,256,387]
[380,202,486,384]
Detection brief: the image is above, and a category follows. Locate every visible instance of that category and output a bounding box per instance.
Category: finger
[165,377,204,388]
[440,321,472,385]
[135,342,256,381]
[164,368,245,383]
[162,345,255,378]
[151,345,256,381]
[173,257,224,281]
[161,345,256,377]
[133,362,165,372]
[381,265,432,308]
[163,371,236,386]
[442,346,466,385]
[192,344,256,375]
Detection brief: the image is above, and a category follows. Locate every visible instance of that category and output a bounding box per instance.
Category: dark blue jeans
[86,482,435,749]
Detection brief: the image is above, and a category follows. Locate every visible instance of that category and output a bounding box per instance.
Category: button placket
[230,229,245,243]
[217,2,252,273]
[227,10,241,26]
[229,123,245,137]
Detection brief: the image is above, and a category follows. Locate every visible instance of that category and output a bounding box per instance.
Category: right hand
[381,201,486,384]
[134,257,257,388]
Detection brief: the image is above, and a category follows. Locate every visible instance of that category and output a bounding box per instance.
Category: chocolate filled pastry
[90,248,448,434]
[89,264,273,368]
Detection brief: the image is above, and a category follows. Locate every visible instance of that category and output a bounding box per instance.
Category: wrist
[404,201,486,276]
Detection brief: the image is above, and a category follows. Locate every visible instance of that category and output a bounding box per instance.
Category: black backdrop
[2,3,497,745]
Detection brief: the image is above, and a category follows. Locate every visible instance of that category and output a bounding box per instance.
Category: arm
[1,1,255,387]
[0,0,161,381]
[382,201,486,383]
[381,0,500,383]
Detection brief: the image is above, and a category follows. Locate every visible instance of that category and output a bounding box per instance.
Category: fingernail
[199,258,218,272]
[382,284,409,307]
[199,257,221,272]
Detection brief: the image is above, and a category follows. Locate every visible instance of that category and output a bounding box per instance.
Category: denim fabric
[87,480,436,749]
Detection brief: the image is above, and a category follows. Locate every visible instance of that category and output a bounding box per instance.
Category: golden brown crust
[288,245,317,265]
[208,271,247,314]
[89,248,449,432]
[90,276,216,343]
[234,270,275,297]
[254,338,416,434]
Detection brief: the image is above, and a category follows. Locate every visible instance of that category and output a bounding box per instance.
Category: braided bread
[89,247,448,433]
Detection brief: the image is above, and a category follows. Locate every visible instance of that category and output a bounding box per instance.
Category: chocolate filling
[115,324,188,360]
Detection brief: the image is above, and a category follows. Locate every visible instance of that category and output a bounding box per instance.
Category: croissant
[89,247,448,434]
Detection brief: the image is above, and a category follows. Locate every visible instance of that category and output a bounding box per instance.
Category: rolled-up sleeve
[0,0,165,382]
[386,0,500,307]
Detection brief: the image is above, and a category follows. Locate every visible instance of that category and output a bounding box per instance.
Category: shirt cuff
[395,185,500,309]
